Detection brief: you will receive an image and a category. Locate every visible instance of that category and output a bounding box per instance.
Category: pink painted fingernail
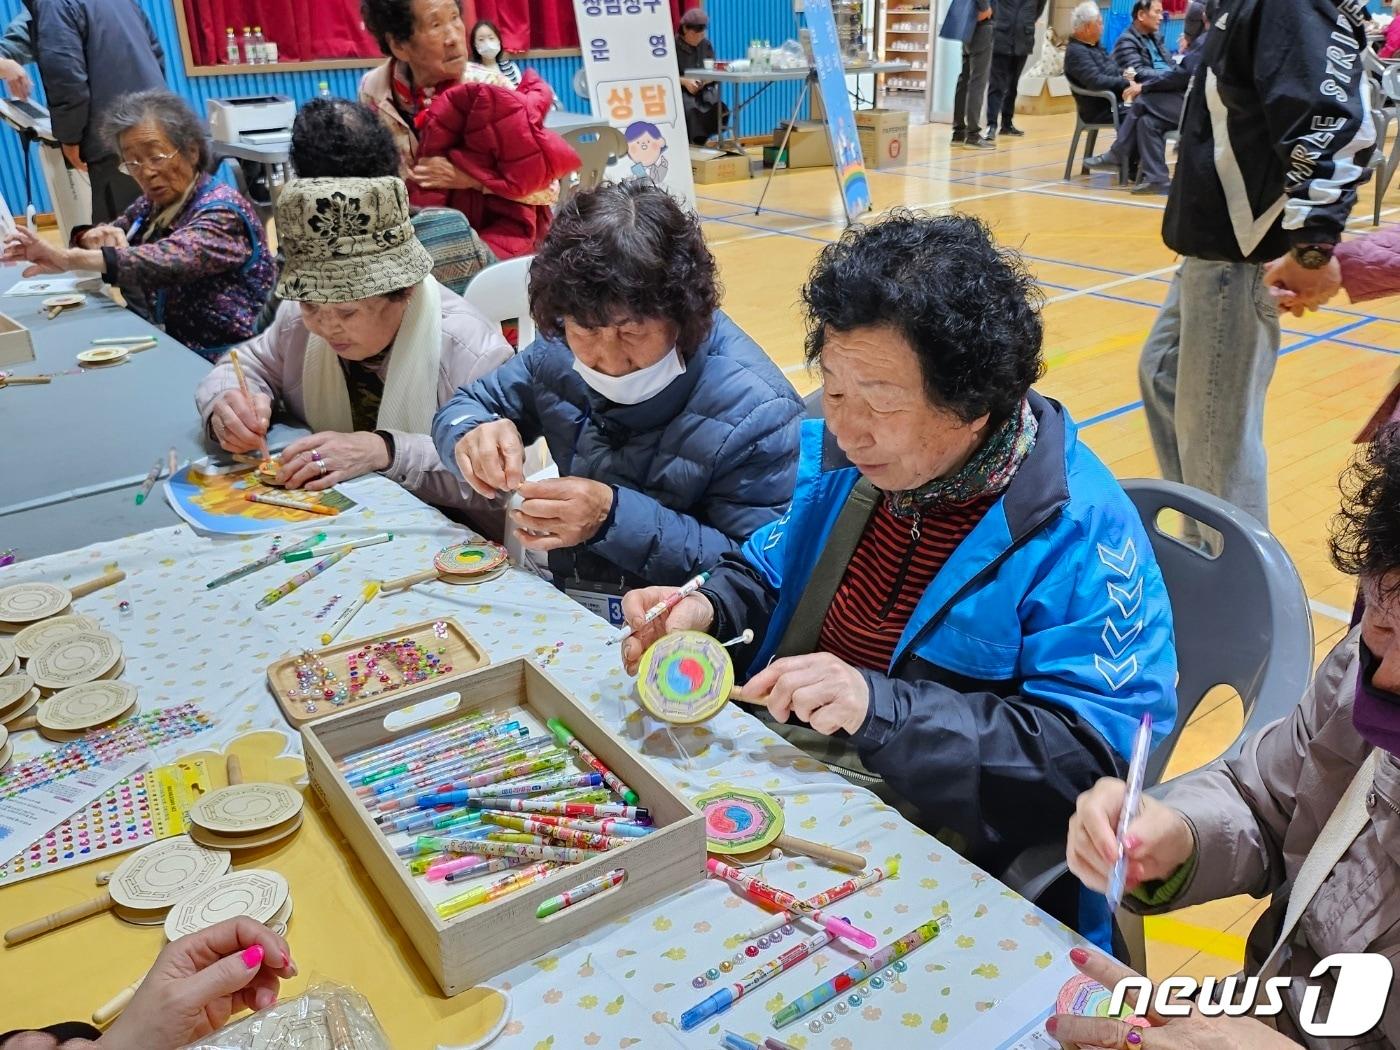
[241,944,264,969]
[1069,946,1089,965]
[1045,1016,1058,1034]
[1124,835,1141,851]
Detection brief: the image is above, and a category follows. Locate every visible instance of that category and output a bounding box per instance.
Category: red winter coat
[410,71,579,260]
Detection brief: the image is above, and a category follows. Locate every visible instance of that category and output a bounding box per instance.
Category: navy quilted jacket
[432,311,804,592]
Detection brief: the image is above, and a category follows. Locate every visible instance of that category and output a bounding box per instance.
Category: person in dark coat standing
[951,0,996,149]
[675,8,724,145]
[985,0,1046,140]
[24,0,166,223]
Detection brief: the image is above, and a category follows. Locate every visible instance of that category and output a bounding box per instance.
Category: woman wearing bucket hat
[194,176,512,529]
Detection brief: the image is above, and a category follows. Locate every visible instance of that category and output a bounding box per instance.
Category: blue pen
[1106,713,1154,912]
[721,1033,760,1050]
[682,988,737,1031]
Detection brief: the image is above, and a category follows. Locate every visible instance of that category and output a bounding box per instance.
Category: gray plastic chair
[1003,478,1314,971]
[803,387,823,419]
[557,124,628,209]
[1065,83,1129,186]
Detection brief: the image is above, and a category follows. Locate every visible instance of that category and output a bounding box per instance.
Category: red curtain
[183,0,701,66]
[184,0,379,63]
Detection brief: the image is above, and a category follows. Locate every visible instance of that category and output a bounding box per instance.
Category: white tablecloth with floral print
[0,474,1083,1049]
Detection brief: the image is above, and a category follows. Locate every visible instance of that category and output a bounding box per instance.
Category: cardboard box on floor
[855,108,909,168]
[773,121,832,168]
[690,146,752,184]
[0,311,35,368]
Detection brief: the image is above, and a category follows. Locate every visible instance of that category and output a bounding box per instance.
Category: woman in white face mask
[431,180,805,623]
[468,19,522,89]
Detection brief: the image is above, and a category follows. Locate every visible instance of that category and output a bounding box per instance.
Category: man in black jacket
[1112,0,1172,83]
[1127,0,1214,193]
[1064,2,1142,172]
[985,0,1047,139]
[1138,0,1374,527]
[952,0,997,149]
[25,0,166,223]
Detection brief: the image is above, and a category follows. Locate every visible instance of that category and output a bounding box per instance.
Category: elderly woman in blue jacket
[431,180,803,620]
[621,213,1178,938]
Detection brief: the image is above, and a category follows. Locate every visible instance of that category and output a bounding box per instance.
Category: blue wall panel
[0,0,799,214]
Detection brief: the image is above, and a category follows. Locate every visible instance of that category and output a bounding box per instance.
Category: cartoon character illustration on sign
[625,121,670,186]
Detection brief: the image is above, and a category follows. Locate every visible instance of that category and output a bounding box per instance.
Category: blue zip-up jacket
[702,393,1178,879]
[431,311,803,593]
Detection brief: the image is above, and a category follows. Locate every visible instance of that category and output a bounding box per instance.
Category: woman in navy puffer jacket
[432,180,804,623]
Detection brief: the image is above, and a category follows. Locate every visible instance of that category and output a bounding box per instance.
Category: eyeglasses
[117,151,179,176]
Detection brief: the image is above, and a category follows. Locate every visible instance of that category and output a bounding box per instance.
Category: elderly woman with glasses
[2,89,273,359]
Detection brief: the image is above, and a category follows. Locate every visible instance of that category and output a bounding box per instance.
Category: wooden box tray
[266,618,488,727]
[301,657,706,996]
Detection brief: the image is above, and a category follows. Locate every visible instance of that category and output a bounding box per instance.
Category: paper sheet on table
[0,754,149,855]
[163,464,360,536]
[4,273,102,296]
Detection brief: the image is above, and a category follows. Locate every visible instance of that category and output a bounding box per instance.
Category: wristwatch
[1291,243,1335,269]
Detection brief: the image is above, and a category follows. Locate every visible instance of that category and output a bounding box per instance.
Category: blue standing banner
[804,0,872,221]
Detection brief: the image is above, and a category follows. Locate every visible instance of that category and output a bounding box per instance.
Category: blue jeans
[1138,257,1281,525]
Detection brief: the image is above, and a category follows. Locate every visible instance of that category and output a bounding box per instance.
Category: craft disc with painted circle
[434,541,508,578]
[163,869,289,939]
[0,582,71,625]
[43,293,85,309]
[693,784,786,855]
[0,739,10,771]
[113,903,170,926]
[635,630,735,725]
[76,347,128,367]
[109,835,231,910]
[188,783,303,835]
[0,637,13,676]
[40,680,137,733]
[14,615,100,660]
[28,631,122,691]
[189,811,303,851]
[0,672,33,712]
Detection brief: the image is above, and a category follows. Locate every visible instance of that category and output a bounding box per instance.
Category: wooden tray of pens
[266,618,488,727]
[301,657,706,996]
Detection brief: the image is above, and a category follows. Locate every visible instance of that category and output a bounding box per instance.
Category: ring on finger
[311,449,322,463]
[318,460,328,477]
[1123,1023,1147,1048]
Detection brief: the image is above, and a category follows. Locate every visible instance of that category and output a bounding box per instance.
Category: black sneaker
[964,134,995,150]
[1083,152,1119,171]
[951,130,967,147]
[1001,124,1025,136]
[1131,181,1170,195]
[985,126,997,142]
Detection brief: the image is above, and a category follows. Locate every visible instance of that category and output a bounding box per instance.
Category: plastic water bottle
[241,26,255,64]
[318,81,332,99]
[252,27,267,64]
[225,27,239,65]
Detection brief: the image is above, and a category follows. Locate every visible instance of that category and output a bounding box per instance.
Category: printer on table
[207,95,295,147]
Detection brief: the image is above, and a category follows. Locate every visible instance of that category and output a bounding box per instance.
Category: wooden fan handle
[776,834,867,872]
[226,753,244,786]
[4,375,52,385]
[92,976,143,1026]
[378,568,439,594]
[8,713,37,732]
[5,890,112,945]
[70,569,125,599]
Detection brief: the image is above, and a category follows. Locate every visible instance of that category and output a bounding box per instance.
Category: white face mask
[477,40,501,59]
[573,349,685,405]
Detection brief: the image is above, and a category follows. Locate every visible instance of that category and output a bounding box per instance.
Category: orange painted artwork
[164,464,358,536]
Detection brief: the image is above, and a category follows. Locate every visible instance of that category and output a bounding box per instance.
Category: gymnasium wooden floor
[696,111,1400,982]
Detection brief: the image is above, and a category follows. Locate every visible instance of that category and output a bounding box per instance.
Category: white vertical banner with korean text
[573,0,697,207]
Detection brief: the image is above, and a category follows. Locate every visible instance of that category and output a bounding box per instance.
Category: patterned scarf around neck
[885,398,1038,518]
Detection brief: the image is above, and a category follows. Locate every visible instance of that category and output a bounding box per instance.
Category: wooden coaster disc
[270,892,293,927]
[255,460,283,486]
[113,903,170,927]
[0,739,11,772]
[188,811,303,851]
[188,782,303,835]
[0,672,33,713]
[1,689,38,728]
[0,637,14,676]
[434,541,509,579]
[76,347,128,367]
[39,681,137,735]
[0,583,72,626]
[14,615,101,661]
[163,869,289,939]
[43,293,85,310]
[28,631,123,692]
[108,835,232,910]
